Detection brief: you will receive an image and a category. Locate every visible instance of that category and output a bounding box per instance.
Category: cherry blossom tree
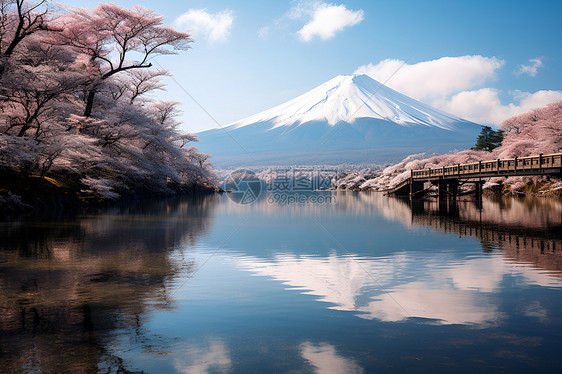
[125,69,168,104]
[1,37,84,138]
[0,27,89,177]
[0,0,50,78]
[1,2,216,202]
[497,101,562,157]
[52,3,191,117]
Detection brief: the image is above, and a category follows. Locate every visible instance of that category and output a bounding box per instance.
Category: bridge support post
[437,180,447,200]
[474,179,483,201]
[437,180,458,200]
[447,180,459,199]
[409,180,424,199]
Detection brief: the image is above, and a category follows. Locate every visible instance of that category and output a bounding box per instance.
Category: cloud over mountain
[356,56,562,125]
[354,56,504,100]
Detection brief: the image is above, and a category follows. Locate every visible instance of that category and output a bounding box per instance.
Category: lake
[1,192,561,373]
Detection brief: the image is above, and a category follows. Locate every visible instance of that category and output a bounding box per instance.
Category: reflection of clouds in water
[444,256,562,293]
[174,338,231,374]
[509,262,562,288]
[523,301,548,322]
[446,257,505,292]
[300,342,363,374]
[359,281,498,325]
[235,252,562,325]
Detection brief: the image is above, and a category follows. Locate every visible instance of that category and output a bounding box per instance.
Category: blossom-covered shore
[333,101,562,196]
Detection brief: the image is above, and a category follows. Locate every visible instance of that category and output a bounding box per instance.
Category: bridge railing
[411,153,562,180]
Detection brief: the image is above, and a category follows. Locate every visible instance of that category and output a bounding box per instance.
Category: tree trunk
[17,124,30,137]
[84,89,97,117]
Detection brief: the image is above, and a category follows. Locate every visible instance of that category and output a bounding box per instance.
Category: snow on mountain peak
[228,74,465,131]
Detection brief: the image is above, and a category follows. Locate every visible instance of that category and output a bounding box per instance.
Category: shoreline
[2,173,560,219]
[331,178,562,198]
[0,172,218,218]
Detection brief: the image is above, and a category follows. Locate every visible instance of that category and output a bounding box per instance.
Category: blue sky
[63,0,562,132]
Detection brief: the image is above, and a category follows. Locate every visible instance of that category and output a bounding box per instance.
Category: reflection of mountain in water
[0,195,218,373]
[233,194,562,325]
[235,249,562,325]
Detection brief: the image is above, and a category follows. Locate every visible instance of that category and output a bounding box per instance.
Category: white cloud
[515,58,543,77]
[258,26,269,40]
[433,88,562,125]
[354,55,504,100]
[174,9,234,43]
[293,2,364,42]
[355,55,562,125]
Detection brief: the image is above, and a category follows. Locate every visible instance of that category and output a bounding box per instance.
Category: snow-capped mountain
[197,74,482,167]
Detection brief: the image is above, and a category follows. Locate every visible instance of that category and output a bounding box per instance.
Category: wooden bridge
[390,153,562,198]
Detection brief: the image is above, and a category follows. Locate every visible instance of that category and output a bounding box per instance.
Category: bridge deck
[411,153,562,181]
[389,153,562,196]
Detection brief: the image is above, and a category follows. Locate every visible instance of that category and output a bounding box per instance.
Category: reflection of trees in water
[400,196,562,274]
[0,194,218,373]
[228,191,559,232]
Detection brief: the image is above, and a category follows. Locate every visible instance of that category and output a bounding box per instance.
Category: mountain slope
[198,74,482,167]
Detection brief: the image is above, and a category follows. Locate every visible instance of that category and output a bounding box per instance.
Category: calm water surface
[1,193,562,373]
